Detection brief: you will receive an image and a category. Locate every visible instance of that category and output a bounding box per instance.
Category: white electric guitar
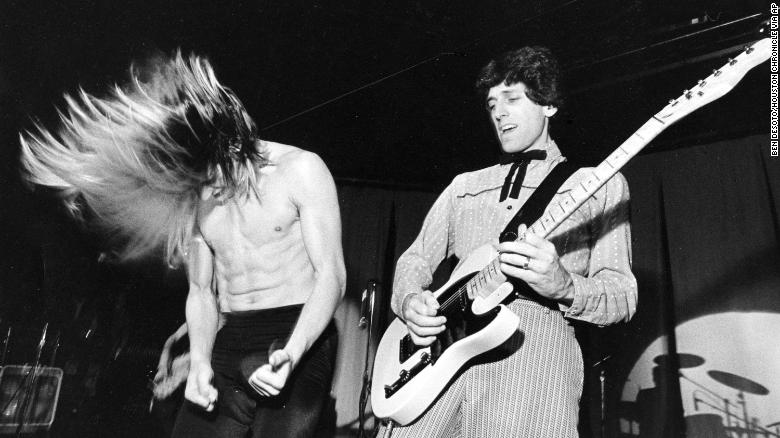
[371,38,771,426]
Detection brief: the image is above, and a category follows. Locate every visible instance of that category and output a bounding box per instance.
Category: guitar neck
[528,117,665,239]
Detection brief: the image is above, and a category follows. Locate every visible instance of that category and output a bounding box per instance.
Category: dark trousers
[171,305,338,438]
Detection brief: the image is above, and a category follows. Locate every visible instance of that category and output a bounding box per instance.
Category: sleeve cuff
[559,273,587,317]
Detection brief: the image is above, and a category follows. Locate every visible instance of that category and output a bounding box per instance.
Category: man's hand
[248,349,293,397]
[401,291,447,346]
[184,360,218,411]
[498,224,574,304]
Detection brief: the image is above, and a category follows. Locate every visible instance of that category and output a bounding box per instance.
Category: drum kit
[672,354,776,438]
[619,353,777,438]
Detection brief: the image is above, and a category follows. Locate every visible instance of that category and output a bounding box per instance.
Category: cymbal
[653,353,705,369]
[708,370,769,395]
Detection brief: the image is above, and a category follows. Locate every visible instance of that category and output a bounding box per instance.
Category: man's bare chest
[199,188,300,251]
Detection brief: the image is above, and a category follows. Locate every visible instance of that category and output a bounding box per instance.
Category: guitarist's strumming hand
[401,290,447,346]
[498,224,575,306]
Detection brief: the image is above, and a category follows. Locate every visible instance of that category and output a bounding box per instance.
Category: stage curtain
[590,134,780,438]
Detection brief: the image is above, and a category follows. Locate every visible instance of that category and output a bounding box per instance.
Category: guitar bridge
[384,352,432,398]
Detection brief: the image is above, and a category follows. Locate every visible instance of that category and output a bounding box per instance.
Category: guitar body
[371,245,520,425]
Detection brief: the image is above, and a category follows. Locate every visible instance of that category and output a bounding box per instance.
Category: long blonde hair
[20,51,265,267]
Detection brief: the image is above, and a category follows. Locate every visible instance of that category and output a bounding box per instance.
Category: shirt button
[507,205,513,210]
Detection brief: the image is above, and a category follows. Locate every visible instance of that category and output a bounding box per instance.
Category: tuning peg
[745,45,754,54]
[697,79,706,87]
[728,58,737,65]
[668,98,677,105]
[684,89,693,99]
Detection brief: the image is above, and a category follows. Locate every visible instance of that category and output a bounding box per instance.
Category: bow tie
[498,149,547,165]
[498,150,547,202]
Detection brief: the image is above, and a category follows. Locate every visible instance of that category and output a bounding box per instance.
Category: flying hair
[19,51,265,267]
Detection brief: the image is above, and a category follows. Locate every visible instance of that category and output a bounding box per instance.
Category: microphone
[358,280,377,329]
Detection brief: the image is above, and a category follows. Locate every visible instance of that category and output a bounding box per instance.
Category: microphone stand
[14,323,47,437]
[592,354,612,438]
[1,326,10,367]
[357,280,377,438]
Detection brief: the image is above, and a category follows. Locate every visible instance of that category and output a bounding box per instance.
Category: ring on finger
[522,256,530,270]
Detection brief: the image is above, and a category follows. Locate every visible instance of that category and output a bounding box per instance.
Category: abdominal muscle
[199,187,316,313]
[213,230,316,312]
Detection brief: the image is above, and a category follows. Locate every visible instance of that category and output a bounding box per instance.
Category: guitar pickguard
[398,272,500,364]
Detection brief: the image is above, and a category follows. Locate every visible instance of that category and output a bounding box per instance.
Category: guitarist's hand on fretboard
[402,291,447,346]
[497,224,575,305]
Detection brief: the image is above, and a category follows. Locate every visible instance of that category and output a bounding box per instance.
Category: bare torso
[197,141,315,312]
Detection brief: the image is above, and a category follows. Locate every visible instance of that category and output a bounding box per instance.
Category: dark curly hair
[475,46,563,108]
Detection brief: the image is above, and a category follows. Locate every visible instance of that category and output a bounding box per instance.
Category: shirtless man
[176,141,345,437]
[19,53,345,437]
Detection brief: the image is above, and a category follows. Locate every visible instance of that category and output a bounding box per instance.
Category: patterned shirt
[392,142,637,325]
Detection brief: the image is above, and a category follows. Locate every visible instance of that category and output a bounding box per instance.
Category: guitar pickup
[384,352,432,398]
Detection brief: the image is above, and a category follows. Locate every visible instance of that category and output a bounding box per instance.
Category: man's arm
[268,152,346,367]
[558,173,637,325]
[392,179,458,345]
[156,322,188,375]
[499,173,637,325]
[183,234,219,410]
[284,152,346,365]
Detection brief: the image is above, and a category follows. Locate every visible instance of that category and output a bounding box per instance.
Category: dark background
[0,0,772,436]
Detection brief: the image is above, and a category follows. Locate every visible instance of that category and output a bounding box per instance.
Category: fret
[545,210,557,224]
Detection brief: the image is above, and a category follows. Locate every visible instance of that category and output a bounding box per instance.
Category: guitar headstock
[655,38,771,124]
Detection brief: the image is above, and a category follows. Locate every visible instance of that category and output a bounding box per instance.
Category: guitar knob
[713,69,722,76]
[728,58,737,65]
[745,45,754,54]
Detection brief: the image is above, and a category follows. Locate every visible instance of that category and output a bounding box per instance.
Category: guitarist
[382,46,638,437]
[19,53,346,438]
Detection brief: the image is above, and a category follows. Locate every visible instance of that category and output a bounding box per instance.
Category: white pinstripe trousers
[377,300,584,438]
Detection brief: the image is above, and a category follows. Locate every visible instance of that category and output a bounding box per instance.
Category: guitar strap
[498,160,578,306]
[499,160,578,243]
